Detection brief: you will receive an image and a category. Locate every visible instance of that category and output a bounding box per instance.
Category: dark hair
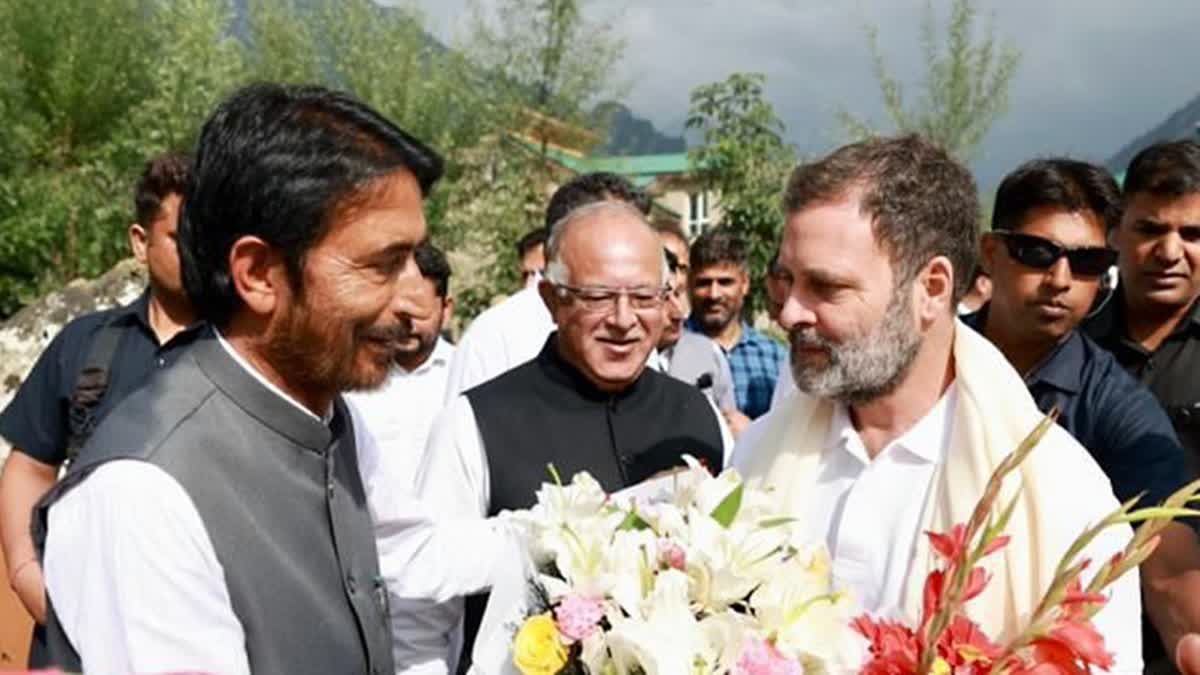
[180,83,444,327]
[543,171,651,232]
[663,246,680,275]
[690,228,747,272]
[1124,139,1200,199]
[992,158,1120,234]
[988,158,1118,234]
[134,152,191,227]
[782,134,979,302]
[515,228,547,258]
[415,240,451,298]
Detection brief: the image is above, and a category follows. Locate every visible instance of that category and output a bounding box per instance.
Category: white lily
[750,545,856,665]
[685,506,791,611]
[606,570,709,675]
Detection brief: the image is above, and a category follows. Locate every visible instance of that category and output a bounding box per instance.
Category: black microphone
[695,373,714,390]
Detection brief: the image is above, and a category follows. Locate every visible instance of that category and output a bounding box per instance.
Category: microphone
[695,373,714,390]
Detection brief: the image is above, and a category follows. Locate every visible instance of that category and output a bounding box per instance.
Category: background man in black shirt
[0,153,201,633]
[1088,140,1200,466]
[974,157,1200,670]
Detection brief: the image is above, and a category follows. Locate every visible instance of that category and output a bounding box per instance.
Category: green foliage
[837,0,1021,161]
[0,0,626,322]
[686,73,795,314]
[0,0,244,317]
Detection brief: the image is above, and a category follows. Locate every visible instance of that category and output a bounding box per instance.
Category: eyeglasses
[993,231,1116,277]
[553,283,669,313]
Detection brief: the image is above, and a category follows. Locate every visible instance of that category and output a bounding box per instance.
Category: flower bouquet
[502,458,857,675]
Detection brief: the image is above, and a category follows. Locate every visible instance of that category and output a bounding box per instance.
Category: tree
[436,0,629,315]
[0,0,243,317]
[462,0,626,130]
[686,73,795,314]
[837,0,1020,161]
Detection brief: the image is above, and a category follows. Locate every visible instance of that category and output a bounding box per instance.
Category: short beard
[264,297,402,396]
[789,281,922,405]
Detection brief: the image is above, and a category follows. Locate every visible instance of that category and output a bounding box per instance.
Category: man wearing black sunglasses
[968,158,1200,672]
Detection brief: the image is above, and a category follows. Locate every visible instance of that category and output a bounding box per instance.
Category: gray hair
[543,200,671,286]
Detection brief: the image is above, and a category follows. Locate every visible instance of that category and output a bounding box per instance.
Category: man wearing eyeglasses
[395,199,726,675]
[967,157,1200,672]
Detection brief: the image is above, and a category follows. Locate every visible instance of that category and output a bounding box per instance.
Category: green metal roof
[510,137,691,186]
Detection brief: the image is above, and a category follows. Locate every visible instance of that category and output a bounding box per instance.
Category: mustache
[359,320,414,343]
[789,328,834,351]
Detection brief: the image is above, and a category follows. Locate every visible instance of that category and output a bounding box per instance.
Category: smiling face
[777,193,924,404]
[983,205,1108,346]
[540,209,665,392]
[1114,191,1200,313]
[263,170,428,394]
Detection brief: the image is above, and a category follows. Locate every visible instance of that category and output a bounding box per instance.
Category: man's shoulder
[1073,332,1147,402]
[463,288,547,334]
[463,355,542,399]
[44,302,133,352]
[742,325,785,355]
[77,352,217,466]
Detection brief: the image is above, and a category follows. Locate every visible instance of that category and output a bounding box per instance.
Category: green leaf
[710,483,744,528]
[618,510,650,531]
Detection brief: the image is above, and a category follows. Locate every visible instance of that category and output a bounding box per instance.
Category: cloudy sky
[408,1,1200,189]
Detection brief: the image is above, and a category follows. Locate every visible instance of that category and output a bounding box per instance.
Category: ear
[979,232,1000,276]
[227,236,288,318]
[440,296,455,328]
[916,255,955,321]
[128,223,149,264]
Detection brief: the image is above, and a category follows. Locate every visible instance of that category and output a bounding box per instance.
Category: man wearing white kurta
[733,135,1141,670]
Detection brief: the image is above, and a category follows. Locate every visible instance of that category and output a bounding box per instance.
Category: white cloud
[409,0,1200,186]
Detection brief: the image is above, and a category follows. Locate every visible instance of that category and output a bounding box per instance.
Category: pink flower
[553,594,605,643]
[658,538,687,570]
[734,638,803,675]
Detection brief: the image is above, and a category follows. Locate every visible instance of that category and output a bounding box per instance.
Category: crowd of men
[1,82,1200,674]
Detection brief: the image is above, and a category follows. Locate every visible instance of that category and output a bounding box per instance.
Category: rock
[0,258,146,461]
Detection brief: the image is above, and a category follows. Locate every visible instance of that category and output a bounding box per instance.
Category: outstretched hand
[1177,634,1200,675]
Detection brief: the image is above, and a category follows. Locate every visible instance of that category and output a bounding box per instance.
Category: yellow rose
[513,613,569,675]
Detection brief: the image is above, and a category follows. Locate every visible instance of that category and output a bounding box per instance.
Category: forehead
[319,171,426,253]
[782,195,887,268]
[561,215,662,285]
[1014,205,1106,247]
[1123,191,1200,225]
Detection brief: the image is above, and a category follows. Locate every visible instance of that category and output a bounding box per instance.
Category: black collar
[111,289,207,346]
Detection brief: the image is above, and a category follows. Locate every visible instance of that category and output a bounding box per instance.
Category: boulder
[0,258,146,461]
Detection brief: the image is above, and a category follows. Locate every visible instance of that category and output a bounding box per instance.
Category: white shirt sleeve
[44,460,249,675]
[443,326,496,403]
[382,395,504,675]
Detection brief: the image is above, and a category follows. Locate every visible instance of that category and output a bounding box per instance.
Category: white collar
[214,330,333,424]
[400,337,454,376]
[825,382,958,466]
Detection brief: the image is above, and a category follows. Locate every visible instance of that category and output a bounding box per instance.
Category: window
[687,191,711,237]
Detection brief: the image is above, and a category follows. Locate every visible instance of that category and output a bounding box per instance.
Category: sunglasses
[993,231,1117,277]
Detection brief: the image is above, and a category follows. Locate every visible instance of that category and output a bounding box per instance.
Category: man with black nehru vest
[32,83,444,675]
[394,199,727,675]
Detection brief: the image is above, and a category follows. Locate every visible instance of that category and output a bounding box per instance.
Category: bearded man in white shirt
[734,134,1142,670]
[350,240,456,491]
